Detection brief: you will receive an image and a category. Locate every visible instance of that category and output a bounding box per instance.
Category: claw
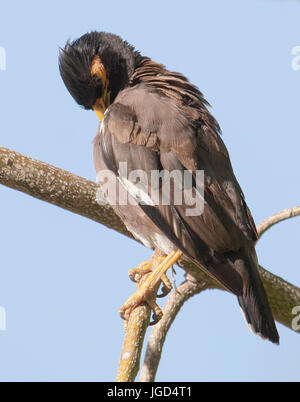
[119,249,183,326]
[149,309,163,326]
[157,273,172,297]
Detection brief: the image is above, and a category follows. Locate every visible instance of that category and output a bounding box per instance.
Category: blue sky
[0,0,299,381]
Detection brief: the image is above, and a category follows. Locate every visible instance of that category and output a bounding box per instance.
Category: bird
[59,31,279,343]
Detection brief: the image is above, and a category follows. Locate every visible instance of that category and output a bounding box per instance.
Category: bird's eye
[92,74,103,98]
[92,73,102,86]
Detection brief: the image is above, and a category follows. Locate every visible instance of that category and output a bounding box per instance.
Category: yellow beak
[93,97,106,121]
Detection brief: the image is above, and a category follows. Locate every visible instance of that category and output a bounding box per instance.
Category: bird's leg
[157,273,173,298]
[128,252,165,283]
[128,250,172,296]
[119,249,183,325]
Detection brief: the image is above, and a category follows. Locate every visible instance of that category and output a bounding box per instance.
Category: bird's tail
[232,247,279,344]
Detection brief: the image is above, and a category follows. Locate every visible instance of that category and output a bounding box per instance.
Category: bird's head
[59,31,136,120]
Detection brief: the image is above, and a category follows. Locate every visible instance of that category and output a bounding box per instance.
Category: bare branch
[1,145,299,383]
[139,207,300,381]
[0,146,132,239]
[116,303,151,382]
[257,206,300,239]
[139,274,208,382]
[140,259,300,382]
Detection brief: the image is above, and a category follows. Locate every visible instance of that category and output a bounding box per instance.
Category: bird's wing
[98,85,257,293]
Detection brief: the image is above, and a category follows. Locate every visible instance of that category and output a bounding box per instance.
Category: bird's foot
[128,255,172,298]
[119,249,183,325]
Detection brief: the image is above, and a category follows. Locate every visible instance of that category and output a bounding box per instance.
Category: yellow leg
[128,255,165,283]
[157,273,173,298]
[119,249,183,325]
[128,254,173,297]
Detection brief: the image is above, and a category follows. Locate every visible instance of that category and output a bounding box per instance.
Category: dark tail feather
[231,248,280,344]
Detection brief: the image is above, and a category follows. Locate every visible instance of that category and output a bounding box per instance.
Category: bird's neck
[130,54,205,109]
[130,55,220,136]
[130,55,168,86]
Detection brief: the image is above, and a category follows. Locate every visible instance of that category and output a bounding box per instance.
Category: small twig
[139,208,300,382]
[116,271,163,382]
[139,274,208,382]
[256,206,300,239]
[116,303,151,382]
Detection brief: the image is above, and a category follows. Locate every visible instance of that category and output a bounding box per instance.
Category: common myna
[59,32,279,343]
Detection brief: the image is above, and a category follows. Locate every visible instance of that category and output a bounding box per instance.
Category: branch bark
[139,208,300,381]
[139,273,208,382]
[0,146,132,239]
[256,206,300,239]
[1,146,300,382]
[116,302,151,382]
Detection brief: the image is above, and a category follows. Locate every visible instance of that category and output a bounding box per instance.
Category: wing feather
[97,85,259,294]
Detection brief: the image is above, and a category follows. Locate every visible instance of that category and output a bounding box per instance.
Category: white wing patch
[118,176,155,206]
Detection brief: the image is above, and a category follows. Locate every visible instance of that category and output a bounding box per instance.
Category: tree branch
[139,274,208,382]
[139,207,300,382]
[116,302,151,382]
[0,146,132,239]
[1,146,299,383]
[256,206,300,239]
[140,243,300,382]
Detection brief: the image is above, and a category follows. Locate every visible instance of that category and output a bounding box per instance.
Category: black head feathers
[59,31,137,109]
